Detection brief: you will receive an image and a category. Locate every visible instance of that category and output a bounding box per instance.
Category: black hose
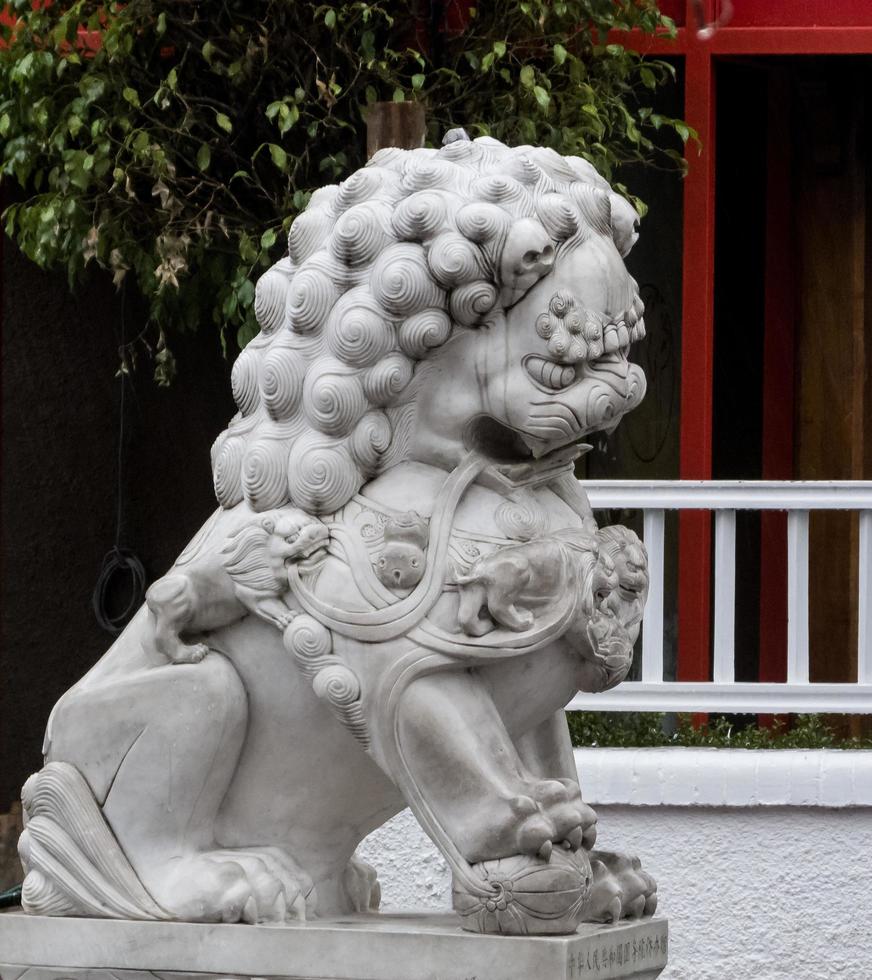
[0,883,22,909]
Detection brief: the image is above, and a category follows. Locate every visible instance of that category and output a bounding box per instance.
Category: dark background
[0,235,236,808]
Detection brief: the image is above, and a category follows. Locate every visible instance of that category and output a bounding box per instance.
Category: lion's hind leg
[456,580,492,636]
[486,588,534,632]
[145,574,209,664]
[480,558,534,632]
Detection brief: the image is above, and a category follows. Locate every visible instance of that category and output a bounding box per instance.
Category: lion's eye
[410,558,419,567]
[378,557,386,567]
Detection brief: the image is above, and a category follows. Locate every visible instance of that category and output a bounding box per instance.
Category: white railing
[568,481,872,714]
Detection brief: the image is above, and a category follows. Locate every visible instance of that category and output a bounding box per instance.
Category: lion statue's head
[211,133,647,515]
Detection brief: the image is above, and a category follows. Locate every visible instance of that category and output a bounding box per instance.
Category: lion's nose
[393,569,402,582]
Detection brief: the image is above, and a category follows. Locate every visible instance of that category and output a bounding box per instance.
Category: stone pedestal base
[0,910,667,980]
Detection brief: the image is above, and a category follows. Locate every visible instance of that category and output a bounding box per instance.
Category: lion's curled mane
[211,136,635,516]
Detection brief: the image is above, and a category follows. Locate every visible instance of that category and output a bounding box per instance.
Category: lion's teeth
[525,356,576,391]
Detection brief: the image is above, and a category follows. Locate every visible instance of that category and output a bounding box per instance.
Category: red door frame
[619,1,872,685]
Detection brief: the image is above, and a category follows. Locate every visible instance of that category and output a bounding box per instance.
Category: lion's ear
[499,218,555,306]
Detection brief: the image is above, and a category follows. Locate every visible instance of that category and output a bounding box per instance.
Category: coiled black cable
[91,285,147,634]
[91,545,147,634]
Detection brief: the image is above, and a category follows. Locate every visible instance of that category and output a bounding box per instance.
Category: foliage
[567,712,872,750]
[0,0,690,381]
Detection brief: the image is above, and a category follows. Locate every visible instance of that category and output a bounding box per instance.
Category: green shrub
[567,712,872,749]
[0,0,689,380]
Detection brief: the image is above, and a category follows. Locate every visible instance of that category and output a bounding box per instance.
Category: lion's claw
[584,850,657,924]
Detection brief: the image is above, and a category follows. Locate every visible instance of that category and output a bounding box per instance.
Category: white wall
[358,749,872,980]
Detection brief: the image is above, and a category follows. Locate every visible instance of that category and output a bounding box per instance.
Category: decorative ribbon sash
[285,452,487,642]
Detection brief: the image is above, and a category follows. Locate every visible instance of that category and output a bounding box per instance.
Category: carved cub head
[375,512,429,590]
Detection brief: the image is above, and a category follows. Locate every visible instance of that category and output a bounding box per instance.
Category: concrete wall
[359,748,872,980]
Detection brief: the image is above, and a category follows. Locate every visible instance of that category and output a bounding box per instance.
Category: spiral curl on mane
[261,342,307,420]
[212,136,638,515]
[231,347,260,416]
[303,362,367,437]
[242,438,291,511]
[326,293,395,367]
[398,308,451,358]
[287,432,361,513]
[254,259,293,334]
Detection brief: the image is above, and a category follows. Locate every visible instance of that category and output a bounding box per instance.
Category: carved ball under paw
[452,848,592,936]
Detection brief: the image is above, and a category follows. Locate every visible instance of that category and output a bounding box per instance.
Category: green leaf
[79,76,105,103]
[237,321,258,349]
[123,87,140,108]
[553,43,567,66]
[392,88,405,103]
[215,112,233,133]
[411,73,425,90]
[675,122,690,143]
[639,66,656,89]
[519,65,535,89]
[324,8,336,29]
[493,40,506,58]
[268,143,287,169]
[156,12,167,36]
[260,229,277,249]
[237,278,255,306]
[533,85,550,109]
[196,143,211,171]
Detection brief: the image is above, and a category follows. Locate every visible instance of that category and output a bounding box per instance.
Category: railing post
[712,509,736,683]
[787,510,810,684]
[642,509,665,682]
[859,510,872,683]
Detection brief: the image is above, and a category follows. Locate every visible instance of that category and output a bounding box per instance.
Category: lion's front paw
[170,642,209,665]
[468,778,597,864]
[275,609,298,630]
[584,850,657,923]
